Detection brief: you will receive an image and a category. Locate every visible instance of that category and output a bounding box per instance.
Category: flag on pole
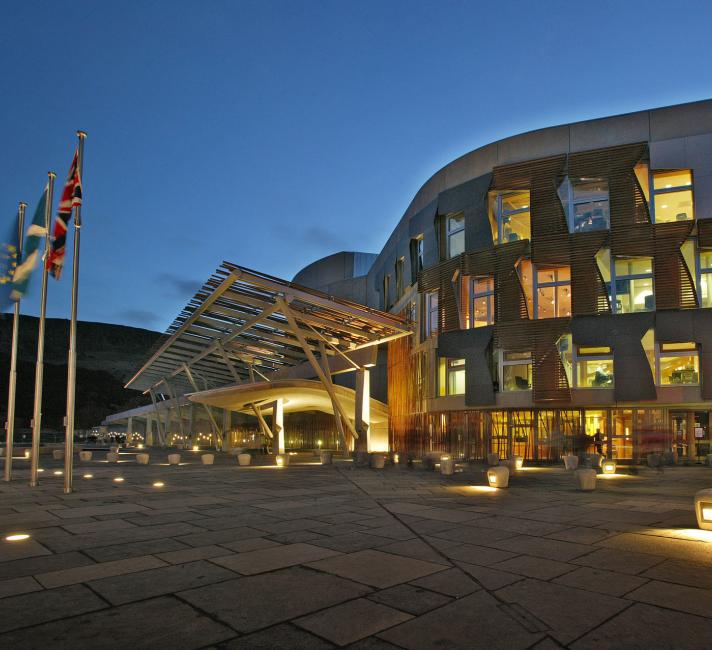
[0,211,21,312]
[46,151,82,280]
[11,186,48,301]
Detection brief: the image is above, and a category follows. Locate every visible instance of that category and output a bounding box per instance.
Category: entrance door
[670,412,687,459]
[693,411,710,462]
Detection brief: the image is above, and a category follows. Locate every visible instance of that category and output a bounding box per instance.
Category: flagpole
[29,172,55,487]
[63,131,86,494]
[3,202,26,482]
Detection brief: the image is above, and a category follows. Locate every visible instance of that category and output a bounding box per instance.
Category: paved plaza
[1,452,712,648]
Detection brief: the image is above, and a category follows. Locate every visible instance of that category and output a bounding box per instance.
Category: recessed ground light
[53,470,63,476]
[83,474,93,479]
[153,481,165,487]
[5,534,30,542]
[113,477,124,483]
[37,468,44,473]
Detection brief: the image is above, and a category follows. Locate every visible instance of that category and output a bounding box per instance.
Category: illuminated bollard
[440,456,455,476]
[601,459,616,474]
[237,453,252,466]
[320,451,333,465]
[563,454,579,470]
[52,449,64,461]
[167,453,181,465]
[136,453,150,465]
[201,454,215,465]
[694,488,712,531]
[276,454,289,467]
[487,465,509,488]
[79,451,92,462]
[106,452,119,463]
[513,455,524,470]
[370,454,386,469]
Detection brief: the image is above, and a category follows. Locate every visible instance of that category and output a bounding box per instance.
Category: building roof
[125,261,410,394]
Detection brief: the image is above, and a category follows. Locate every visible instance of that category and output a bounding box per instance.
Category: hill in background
[0,315,162,431]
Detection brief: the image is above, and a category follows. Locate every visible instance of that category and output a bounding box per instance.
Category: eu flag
[0,211,21,313]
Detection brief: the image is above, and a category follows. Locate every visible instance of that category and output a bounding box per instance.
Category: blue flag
[0,211,21,313]
[11,187,48,302]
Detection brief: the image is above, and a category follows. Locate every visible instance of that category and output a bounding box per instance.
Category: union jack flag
[46,150,82,279]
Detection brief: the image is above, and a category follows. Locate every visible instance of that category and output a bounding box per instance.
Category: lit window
[470,277,494,327]
[395,257,404,300]
[423,291,438,338]
[500,351,532,391]
[489,191,530,244]
[559,177,610,233]
[658,342,699,385]
[651,170,694,223]
[517,259,534,318]
[410,236,424,283]
[575,346,614,388]
[699,249,712,308]
[598,249,654,314]
[438,358,465,396]
[534,266,571,319]
[446,213,465,259]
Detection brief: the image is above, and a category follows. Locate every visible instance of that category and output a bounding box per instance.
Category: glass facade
[470,277,494,327]
[446,213,465,258]
[700,249,712,308]
[535,266,571,319]
[439,358,465,396]
[659,342,699,385]
[559,177,610,232]
[652,170,694,223]
[490,191,531,244]
[501,351,532,391]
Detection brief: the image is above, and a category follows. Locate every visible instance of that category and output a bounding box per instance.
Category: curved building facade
[372,99,712,463]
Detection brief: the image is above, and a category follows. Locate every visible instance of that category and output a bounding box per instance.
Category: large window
[658,342,699,385]
[699,249,712,308]
[652,170,694,223]
[559,177,610,233]
[534,266,571,319]
[597,249,654,313]
[410,236,424,284]
[500,351,532,391]
[489,191,531,244]
[438,358,465,396]
[575,346,614,388]
[445,213,465,259]
[470,276,494,327]
[423,291,438,338]
[395,257,405,301]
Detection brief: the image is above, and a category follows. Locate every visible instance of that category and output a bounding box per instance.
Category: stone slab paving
[1,451,712,647]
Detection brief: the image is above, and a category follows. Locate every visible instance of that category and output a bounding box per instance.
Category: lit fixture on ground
[695,489,712,531]
[4,533,30,542]
[514,456,524,470]
[83,474,93,479]
[153,481,165,488]
[602,460,616,474]
[113,477,124,483]
[53,470,63,476]
[192,445,199,451]
[487,466,509,488]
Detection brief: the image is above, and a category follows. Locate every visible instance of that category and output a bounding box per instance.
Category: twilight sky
[1,0,711,332]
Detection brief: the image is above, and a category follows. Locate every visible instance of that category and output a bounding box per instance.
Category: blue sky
[1,0,711,331]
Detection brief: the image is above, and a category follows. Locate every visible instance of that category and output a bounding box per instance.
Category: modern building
[107,99,712,464]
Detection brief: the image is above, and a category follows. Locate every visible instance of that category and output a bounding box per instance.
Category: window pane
[448,229,465,258]
[447,213,465,232]
[449,369,465,395]
[654,189,694,223]
[573,179,608,202]
[573,199,609,232]
[502,211,530,242]
[661,342,696,351]
[577,359,614,388]
[653,170,692,190]
[449,358,465,367]
[504,351,531,361]
[579,346,612,355]
[615,257,653,276]
[502,191,529,212]
[472,295,493,327]
[616,277,654,313]
[502,363,532,391]
[700,251,712,270]
[660,354,699,385]
[473,277,493,295]
[701,272,712,308]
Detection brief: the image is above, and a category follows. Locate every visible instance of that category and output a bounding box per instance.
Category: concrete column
[163,403,172,447]
[355,369,370,452]
[273,399,285,454]
[145,415,154,446]
[222,408,231,450]
[127,416,133,445]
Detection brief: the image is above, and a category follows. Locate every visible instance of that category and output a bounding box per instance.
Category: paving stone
[597,532,712,565]
[571,602,712,649]
[307,549,447,588]
[368,583,453,614]
[409,566,480,597]
[89,559,237,605]
[378,590,544,649]
[431,524,516,545]
[0,538,51,562]
[445,532,529,563]
[347,636,402,649]
[211,542,342,575]
[471,516,569,536]
[49,503,151,518]
[268,530,326,543]
[0,576,42,599]
[375,538,448,564]
[495,578,629,645]
[296,597,412,646]
[219,537,283,552]
[486,534,594,562]
[0,595,234,649]
[178,566,371,632]
[61,518,139,534]
[491,555,576,580]
[310,532,394,553]
[456,561,523,589]
[0,584,106,633]
[571,547,665,575]
[175,525,268,547]
[223,623,333,648]
[544,526,613,545]
[84,536,188,562]
[641,558,712,590]
[157,544,236,564]
[625,579,712,618]
[0,550,94,580]
[35,554,166,588]
[553,566,649,597]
